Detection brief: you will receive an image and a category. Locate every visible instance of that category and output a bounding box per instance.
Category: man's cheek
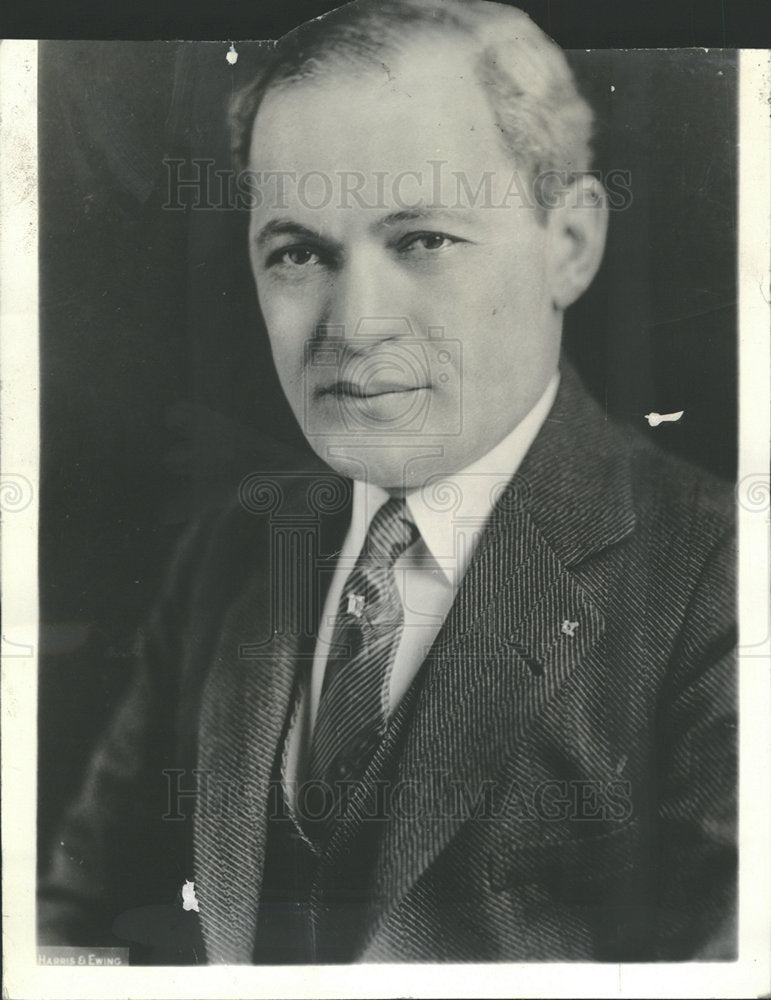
[272,342,305,384]
[263,304,313,356]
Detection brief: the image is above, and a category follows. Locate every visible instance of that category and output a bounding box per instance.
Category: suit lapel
[357,508,606,938]
[193,568,299,963]
[353,363,637,951]
[193,476,352,963]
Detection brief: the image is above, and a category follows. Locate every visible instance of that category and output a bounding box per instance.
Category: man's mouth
[318,380,430,400]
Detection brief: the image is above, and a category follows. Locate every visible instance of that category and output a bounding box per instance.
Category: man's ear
[545,173,608,311]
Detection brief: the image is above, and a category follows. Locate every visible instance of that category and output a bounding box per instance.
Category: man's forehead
[245,109,527,226]
[247,68,511,202]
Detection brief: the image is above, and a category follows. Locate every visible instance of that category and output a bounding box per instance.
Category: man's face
[248,40,564,490]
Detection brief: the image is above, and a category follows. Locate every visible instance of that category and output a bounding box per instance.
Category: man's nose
[318,258,415,348]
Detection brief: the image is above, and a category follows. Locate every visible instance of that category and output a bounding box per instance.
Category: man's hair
[229,0,595,183]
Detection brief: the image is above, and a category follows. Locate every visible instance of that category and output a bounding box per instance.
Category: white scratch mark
[226,43,238,66]
[182,880,200,912]
[645,410,684,427]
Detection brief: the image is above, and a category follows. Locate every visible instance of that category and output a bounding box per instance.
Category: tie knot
[360,497,418,569]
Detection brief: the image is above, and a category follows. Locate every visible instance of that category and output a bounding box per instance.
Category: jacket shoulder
[155,472,354,612]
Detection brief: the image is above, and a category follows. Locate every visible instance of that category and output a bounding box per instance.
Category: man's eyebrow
[376,207,478,230]
[254,209,479,249]
[253,219,334,249]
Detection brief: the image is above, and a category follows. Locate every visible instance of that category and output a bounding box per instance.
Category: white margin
[735,45,771,994]
[1,36,41,1000]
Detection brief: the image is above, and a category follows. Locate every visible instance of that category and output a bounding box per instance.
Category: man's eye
[401,232,461,253]
[269,246,322,268]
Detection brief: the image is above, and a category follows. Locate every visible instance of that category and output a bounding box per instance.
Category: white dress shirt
[283,373,560,793]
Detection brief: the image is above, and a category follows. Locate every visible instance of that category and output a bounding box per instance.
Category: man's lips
[317,380,430,400]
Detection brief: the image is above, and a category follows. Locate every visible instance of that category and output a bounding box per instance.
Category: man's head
[234,0,608,490]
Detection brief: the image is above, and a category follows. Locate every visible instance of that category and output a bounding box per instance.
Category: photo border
[1,37,769,1000]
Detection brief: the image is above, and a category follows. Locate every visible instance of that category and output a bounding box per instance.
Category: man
[39,0,736,963]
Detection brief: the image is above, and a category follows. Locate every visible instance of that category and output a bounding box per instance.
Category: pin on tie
[347,593,366,618]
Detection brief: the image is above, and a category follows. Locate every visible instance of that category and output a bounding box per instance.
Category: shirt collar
[351,372,560,586]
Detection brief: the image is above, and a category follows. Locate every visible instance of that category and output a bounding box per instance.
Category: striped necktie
[308,497,418,824]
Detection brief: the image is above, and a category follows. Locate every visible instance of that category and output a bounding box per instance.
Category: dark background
[6,0,771,45]
[34,2,745,867]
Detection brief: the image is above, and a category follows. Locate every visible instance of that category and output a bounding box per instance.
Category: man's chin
[309,435,459,491]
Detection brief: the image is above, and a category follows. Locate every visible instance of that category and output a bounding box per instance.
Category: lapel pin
[561,620,579,637]
[347,594,366,618]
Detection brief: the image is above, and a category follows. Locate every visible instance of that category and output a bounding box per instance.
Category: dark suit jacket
[38,364,736,963]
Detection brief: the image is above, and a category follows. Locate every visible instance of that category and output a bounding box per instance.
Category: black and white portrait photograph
[1,0,769,997]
